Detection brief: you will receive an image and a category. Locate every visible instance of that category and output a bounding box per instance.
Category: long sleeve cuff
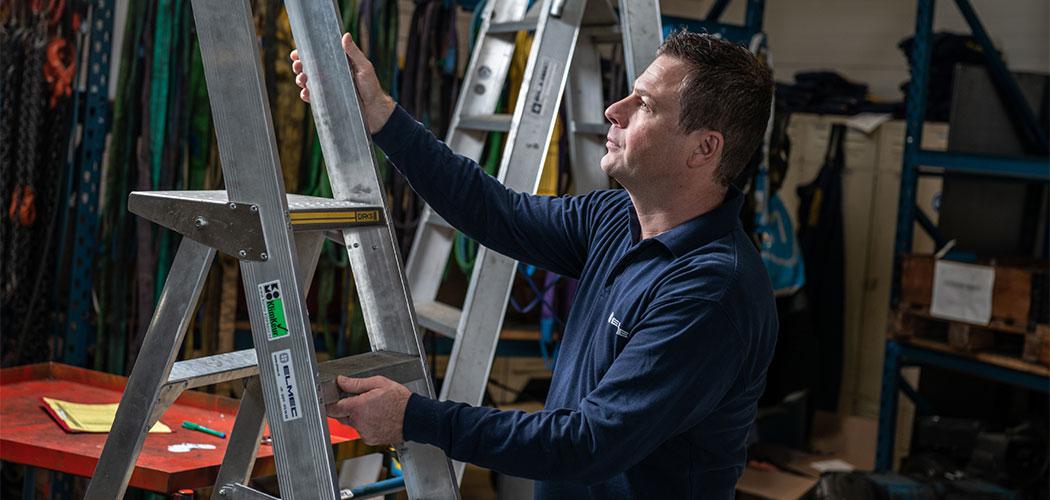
[403,393,454,452]
[371,105,417,157]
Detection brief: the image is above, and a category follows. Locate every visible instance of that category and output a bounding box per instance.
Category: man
[292,30,777,499]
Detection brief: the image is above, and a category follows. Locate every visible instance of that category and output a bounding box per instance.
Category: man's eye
[639,99,649,110]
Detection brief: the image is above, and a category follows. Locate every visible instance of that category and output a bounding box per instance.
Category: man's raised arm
[292,34,596,278]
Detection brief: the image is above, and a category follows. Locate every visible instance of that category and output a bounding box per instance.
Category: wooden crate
[899,254,1043,328]
[890,305,1050,368]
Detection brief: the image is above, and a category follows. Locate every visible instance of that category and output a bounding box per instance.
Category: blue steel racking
[61,0,115,368]
[662,0,766,45]
[875,0,1050,472]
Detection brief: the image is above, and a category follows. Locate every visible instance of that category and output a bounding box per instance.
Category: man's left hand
[326,376,412,446]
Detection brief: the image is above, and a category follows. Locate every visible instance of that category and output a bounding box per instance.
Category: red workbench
[0,362,359,493]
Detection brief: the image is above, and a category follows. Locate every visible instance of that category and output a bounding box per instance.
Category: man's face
[601,55,693,185]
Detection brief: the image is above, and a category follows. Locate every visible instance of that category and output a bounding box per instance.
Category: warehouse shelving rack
[661,0,765,44]
[875,0,1050,472]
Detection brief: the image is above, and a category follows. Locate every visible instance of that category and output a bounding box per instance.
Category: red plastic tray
[0,362,359,493]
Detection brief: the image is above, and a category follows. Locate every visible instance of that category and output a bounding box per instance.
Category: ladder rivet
[352,243,360,248]
[194,216,208,228]
[473,84,485,95]
[250,204,259,213]
[260,253,268,260]
[478,65,492,79]
[238,250,248,258]
[228,202,237,210]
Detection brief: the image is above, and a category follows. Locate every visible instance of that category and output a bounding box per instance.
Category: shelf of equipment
[875,0,1050,472]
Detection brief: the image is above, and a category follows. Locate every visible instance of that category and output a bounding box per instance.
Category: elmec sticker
[271,349,302,422]
[258,280,289,340]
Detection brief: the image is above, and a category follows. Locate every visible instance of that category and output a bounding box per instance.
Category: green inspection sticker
[258,280,289,340]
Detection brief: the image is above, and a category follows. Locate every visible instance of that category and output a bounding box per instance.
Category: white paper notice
[930,260,995,324]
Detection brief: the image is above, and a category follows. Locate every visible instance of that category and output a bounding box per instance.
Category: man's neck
[629,183,728,240]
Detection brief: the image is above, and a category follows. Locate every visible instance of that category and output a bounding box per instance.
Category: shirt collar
[628,187,745,257]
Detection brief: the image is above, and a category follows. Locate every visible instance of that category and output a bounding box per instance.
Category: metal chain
[0,19,24,306]
[6,15,46,304]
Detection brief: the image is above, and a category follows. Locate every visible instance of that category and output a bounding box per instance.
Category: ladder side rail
[618,0,662,87]
[84,239,216,499]
[565,33,612,193]
[440,0,589,481]
[192,0,338,497]
[405,0,529,306]
[282,0,461,497]
[212,377,268,495]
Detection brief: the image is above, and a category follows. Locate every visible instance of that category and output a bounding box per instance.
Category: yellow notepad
[42,397,172,433]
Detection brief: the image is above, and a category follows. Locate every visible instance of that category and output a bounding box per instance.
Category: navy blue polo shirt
[373,106,778,499]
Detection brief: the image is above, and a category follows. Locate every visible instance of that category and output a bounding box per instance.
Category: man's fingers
[336,375,388,394]
[300,88,310,103]
[295,72,308,87]
[326,397,355,418]
[292,60,302,75]
[290,49,299,61]
[341,33,371,69]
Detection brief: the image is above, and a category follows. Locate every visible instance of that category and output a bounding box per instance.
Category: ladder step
[286,193,385,230]
[488,17,539,34]
[572,121,609,136]
[166,350,424,401]
[415,301,461,338]
[317,351,425,404]
[128,190,385,261]
[458,113,513,133]
[426,211,453,229]
[168,349,260,390]
[581,23,621,43]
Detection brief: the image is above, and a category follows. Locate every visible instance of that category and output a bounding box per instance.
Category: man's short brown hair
[658,31,773,186]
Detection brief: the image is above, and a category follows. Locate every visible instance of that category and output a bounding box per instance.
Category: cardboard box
[900,254,1039,327]
[736,411,878,499]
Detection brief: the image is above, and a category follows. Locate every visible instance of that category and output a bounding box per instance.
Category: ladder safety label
[528,56,558,116]
[271,349,302,422]
[258,280,289,340]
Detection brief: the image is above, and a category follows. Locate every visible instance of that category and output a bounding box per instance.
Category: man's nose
[605,97,627,128]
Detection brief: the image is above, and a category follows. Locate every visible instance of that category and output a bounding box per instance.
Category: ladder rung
[581,23,621,42]
[167,349,259,390]
[415,301,461,338]
[572,121,609,136]
[317,351,424,404]
[128,191,386,261]
[166,350,424,401]
[488,17,539,34]
[286,193,385,231]
[426,211,453,229]
[458,113,513,132]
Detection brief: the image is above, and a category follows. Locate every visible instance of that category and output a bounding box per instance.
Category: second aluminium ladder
[403,0,661,480]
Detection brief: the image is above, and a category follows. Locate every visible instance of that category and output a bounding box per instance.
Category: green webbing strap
[149,0,178,304]
[149,0,174,190]
[187,37,211,191]
[98,0,149,373]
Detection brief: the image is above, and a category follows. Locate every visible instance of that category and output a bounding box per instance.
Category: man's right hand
[290,33,396,134]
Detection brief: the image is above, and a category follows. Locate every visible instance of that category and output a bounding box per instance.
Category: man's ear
[687,129,723,170]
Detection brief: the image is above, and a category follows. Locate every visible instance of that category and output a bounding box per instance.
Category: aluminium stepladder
[403,0,660,480]
[83,0,458,498]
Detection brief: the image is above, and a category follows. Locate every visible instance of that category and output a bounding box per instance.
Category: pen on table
[182,420,226,438]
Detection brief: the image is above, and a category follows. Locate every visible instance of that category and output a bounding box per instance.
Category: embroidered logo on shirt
[607,312,630,338]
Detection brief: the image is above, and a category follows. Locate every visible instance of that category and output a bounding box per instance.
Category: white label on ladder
[527,56,559,117]
[271,349,303,422]
[258,280,290,341]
